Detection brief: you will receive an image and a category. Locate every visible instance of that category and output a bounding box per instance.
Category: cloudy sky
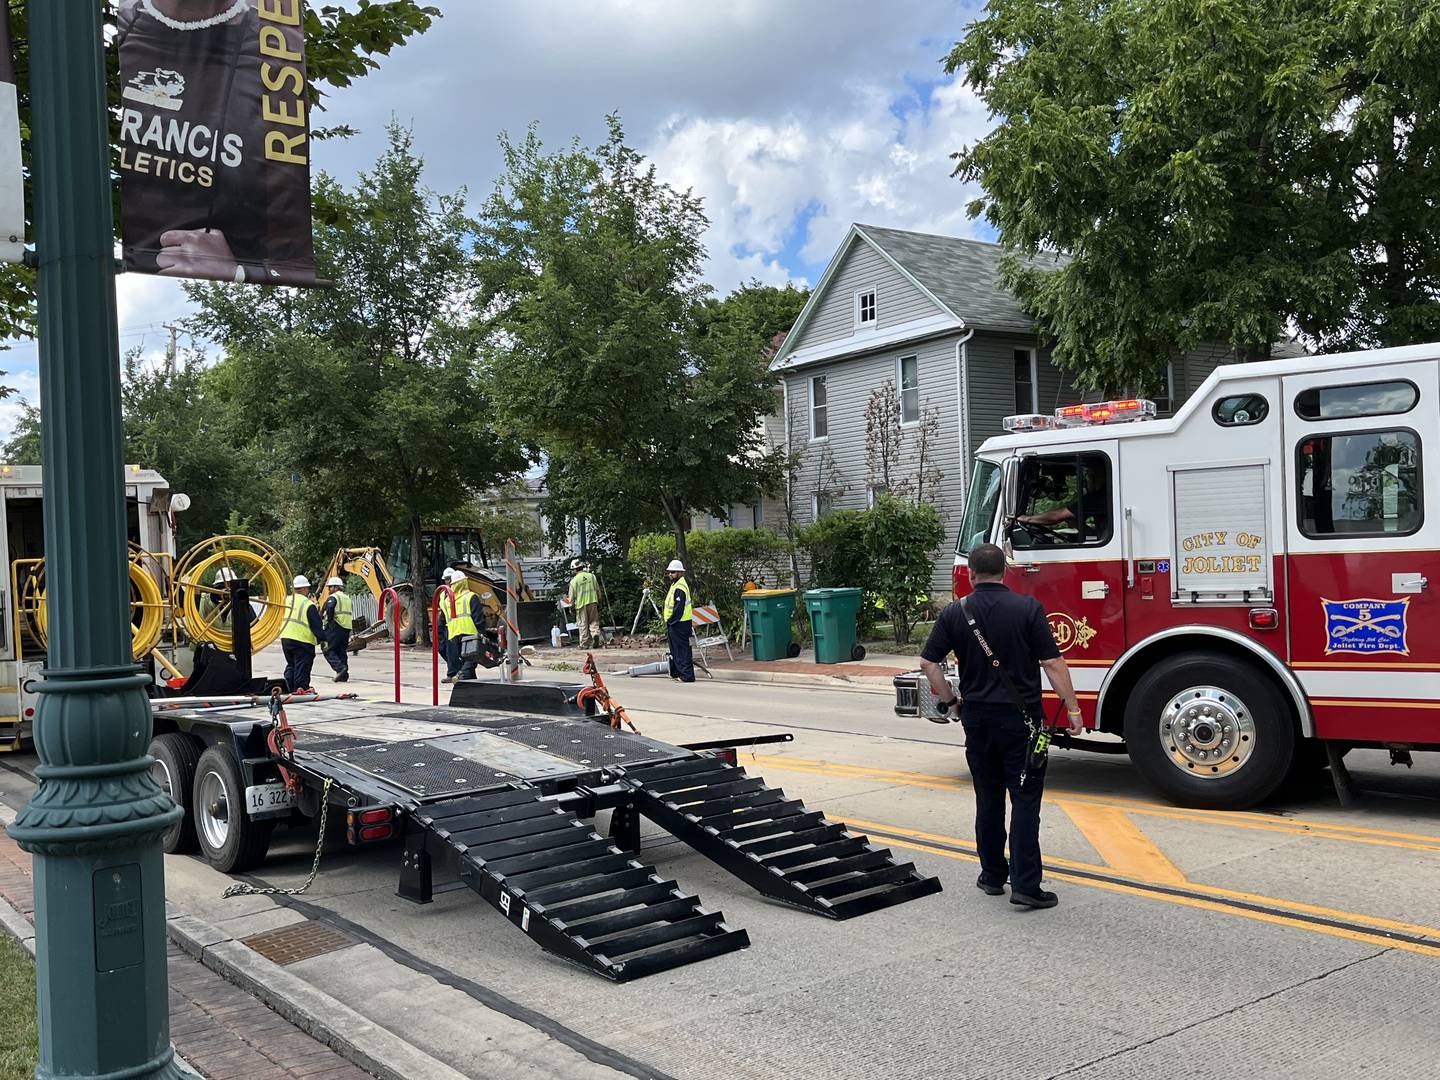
[1,0,995,443]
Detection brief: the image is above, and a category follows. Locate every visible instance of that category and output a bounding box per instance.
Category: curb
[165,906,468,1080]
[529,659,906,692]
[0,890,34,958]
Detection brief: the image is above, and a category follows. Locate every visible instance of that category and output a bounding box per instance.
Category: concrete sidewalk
[0,800,379,1080]
[529,642,916,689]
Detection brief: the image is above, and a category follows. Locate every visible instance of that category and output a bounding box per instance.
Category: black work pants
[667,623,695,682]
[962,710,1046,894]
[282,639,316,692]
[323,628,350,675]
[452,635,478,680]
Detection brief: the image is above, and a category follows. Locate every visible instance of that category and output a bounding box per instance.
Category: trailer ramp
[619,757,942,918]
[403,784,749,981]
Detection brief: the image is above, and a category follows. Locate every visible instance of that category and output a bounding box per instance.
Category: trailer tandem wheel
[194,744,275,873]
[150,732,203,854]
[1124,651,1294,811]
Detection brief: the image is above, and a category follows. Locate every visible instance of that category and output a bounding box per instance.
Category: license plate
[245,783,297,816]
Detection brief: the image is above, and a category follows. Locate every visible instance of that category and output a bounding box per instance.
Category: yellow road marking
[835,816,1440,957]
[749,754,1440,852]
[1054,801,1188,885]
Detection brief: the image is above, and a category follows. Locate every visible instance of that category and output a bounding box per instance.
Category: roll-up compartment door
[1171,463,1272,603]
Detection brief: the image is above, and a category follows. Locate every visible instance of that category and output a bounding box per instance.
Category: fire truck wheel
[149,732,203,854]
[1124,652,1294,810]
[193,745,275,874]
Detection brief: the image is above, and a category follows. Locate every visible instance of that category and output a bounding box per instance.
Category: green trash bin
[804,587,867,664]
[743,588,800,661]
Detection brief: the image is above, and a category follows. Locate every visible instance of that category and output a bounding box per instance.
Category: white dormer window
[854,288,877,330]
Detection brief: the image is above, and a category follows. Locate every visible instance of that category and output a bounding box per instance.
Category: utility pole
[163,323,181,378]
[6,3,187,1078]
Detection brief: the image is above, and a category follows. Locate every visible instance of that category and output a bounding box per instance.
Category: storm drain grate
[242,920,356,966]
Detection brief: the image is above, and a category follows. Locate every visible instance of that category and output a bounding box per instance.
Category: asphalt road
[7,648,1440,1080]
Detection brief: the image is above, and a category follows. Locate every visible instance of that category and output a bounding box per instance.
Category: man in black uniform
[919,544,1083,908]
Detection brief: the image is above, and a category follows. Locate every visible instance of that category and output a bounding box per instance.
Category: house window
[814,492,834,519]
[867,485,886,508]
[1152,361,1175,415]
[1014,348,1038,414]
[855,289,877,329]
[751,502,762,528]
[810,375,828,439]
[898,355,919,424]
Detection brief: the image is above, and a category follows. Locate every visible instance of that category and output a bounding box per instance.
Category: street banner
[116,0,317,286]
[0,10,24,264]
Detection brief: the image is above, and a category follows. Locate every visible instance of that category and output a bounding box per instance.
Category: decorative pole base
[8,667,193,1079]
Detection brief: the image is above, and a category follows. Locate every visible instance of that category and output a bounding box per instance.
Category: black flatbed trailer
[148,682,942,981]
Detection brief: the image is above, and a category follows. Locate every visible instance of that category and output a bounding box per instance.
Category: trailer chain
[221,777,333,899]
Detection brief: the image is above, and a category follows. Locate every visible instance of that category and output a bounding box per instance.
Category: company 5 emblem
[1048,612,1098,653]
[1322,598,1410,656]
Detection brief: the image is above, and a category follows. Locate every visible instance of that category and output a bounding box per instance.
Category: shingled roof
[853,223,1064,334]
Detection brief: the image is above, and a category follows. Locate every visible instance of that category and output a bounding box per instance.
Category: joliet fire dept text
[948,340,1440,810]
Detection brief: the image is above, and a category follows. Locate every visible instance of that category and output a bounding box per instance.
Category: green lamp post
[5,2,188,1077]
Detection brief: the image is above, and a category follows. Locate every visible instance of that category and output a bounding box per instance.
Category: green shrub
[797,509,879,633]
[628,528,793,636]
[798,497,944,644]
[863,496,944,645]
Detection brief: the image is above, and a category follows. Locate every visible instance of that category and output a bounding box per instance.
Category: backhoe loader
[320,527,553,648]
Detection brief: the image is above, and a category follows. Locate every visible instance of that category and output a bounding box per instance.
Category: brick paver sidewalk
[0,829,370,1080]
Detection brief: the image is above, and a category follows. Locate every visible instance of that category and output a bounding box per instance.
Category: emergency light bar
[1002,413,1057,433]
[1054,398,1157,427]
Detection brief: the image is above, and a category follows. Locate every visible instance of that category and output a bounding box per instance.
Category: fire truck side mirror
[1000,456,1021,520]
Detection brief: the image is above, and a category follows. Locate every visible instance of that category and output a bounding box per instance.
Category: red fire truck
[918,341,1439,810]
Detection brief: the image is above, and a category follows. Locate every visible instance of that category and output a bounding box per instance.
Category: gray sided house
[770,223,1229,594]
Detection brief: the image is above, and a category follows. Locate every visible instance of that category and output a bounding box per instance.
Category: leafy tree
[945,0,1440,389]
[457,479,545,561]
[189,124,529,638]
[0,0,440,341]
[1,347,273,548]
[475,117,789,567]
[1,399,37,462]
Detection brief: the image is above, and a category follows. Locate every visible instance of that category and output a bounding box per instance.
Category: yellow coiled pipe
[19,549,168,661]
[171,535,292,653]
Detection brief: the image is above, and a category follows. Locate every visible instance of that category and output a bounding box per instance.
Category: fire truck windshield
[956,459,1002,554]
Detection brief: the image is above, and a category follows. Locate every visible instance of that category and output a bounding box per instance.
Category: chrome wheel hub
[1160,686,1255,779]
[197,769,231,851]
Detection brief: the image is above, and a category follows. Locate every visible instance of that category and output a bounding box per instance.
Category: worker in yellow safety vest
[280,574,325,693]
[663,559,695,683]
[566,558,603,649]
[441,567,485,683]
[321,576,354,683]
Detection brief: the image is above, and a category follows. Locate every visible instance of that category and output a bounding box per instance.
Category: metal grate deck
[493,719,690,770]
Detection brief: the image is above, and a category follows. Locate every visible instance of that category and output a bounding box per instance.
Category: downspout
[954,325,976,503]
[781,375,799,588]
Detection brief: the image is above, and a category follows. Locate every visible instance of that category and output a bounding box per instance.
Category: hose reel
[16,545,168,661]
[171,535,292,653]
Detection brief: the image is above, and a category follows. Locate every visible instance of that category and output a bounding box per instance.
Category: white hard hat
[327,576,343,587]
[570,559,583,570]
[292,574,311,589]
[443,567,461,582]
[666,559,685,572]
[214,566,236,583]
